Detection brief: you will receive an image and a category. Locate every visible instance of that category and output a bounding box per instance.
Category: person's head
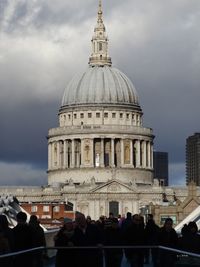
[99,215,105,222]
[181,224,189,236]
[126,212,132,220]
[75,214,87,229]
[132,214,142,225]
[29,215,39,225]
[86,215,91,224]
[63,218,74,231]
[164,218,173,232]
[188,221,198,234]
[16,211,27,224]
[109,212,114,219]
[0,214,9,230]
[111,218,119,229]
[147,214,154,221]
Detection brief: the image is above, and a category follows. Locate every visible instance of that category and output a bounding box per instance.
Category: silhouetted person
[29,215,46,267]
[178,221,200,254]
[0,214,15,267]
[144,214,160,267]
[13,211,34,267]
[54,218,75,267]
[124,214,145,267]
[104,218,123,267]
[158,218,178,267]
[121,212,132,232]
[73,214,103,267]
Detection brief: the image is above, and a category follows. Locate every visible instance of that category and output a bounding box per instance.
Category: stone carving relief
[91,177,96,185]
[84,139,91,164]
[108,184,120,192]
[69,178,74,186]
[124,140,130,164]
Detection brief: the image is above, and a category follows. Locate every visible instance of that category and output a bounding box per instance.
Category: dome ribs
[61,66,140,109]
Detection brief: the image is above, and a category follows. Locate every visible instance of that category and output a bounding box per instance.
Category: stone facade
[0,182,199,224]
[46,0,156,219]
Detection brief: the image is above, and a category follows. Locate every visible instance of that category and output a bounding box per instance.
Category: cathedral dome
[61,65,140,109]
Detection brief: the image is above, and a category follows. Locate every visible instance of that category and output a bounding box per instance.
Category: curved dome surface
[61,66,140,108]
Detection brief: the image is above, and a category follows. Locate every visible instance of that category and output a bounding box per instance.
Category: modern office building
[153,152,169,186]
[186,133,200,185]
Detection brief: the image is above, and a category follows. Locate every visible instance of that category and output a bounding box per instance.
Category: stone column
[48,142,52,170]
[71,139,75,168]
[80,139,84,167]
[130,140,133,167]
[100,138,105,167]
[151,142,153,168]
[133,200,139,214]
[77,140,81,167]
[57,141,60,168]
[142,141,147,168]
[51,142,56,168]
[120,139,124,167]
[63,140,68,168]
[91,139,94,167]
[147,141,151,168]
[111,138,115,167]
[136,140,141,167]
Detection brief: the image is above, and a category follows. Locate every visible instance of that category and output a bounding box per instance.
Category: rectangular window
[96,112,100,118]
[53,206,60,212]
[43,205,49,212]
[31,205,37,212]
[80,113,84,118]
[74,113,77,119]
[120,113,123,119]
[88,113,92,118]
[104,112,108,118]
[112,113,116,118]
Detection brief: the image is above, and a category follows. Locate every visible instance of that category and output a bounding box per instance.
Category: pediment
[182,199,199,213]
[180,196,200,209]
[90,179,134,193]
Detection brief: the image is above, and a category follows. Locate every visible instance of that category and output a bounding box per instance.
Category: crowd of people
[54,212,200,267]
[0,212,46,267]
[0,211,200,267]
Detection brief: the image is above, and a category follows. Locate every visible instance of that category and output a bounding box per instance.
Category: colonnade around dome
[48,137,153,171]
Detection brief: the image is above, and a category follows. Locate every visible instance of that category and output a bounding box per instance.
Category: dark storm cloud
[0,99,58,168]
[0,0,199,185]
[0,0,97,33]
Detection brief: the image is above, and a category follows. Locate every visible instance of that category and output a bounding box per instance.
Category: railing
[0,246,200,267]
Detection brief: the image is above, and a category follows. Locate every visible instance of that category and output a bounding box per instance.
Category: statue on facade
[91,176,96,185]
[69,178,74,186]
[162,192,169,202]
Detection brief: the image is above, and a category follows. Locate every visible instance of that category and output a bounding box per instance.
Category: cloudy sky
[0,0,199,186]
